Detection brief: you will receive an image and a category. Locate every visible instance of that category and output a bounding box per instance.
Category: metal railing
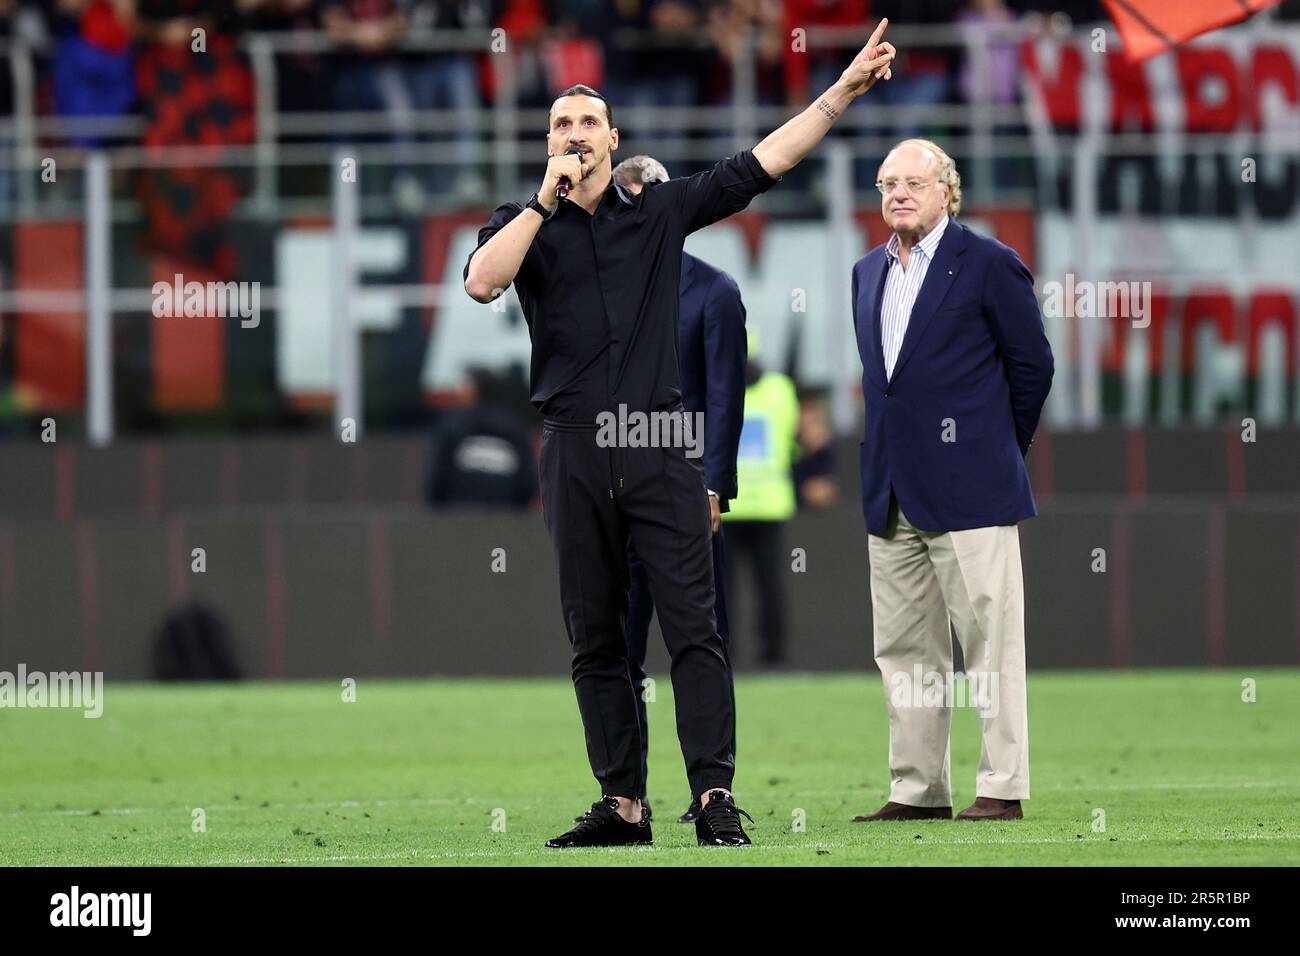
[0,20,1090,219]
[2,16,1297,445]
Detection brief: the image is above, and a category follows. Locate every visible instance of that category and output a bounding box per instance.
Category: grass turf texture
[2,669,1297,866]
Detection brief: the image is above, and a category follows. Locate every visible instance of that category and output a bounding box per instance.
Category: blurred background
[0,0,1297,681]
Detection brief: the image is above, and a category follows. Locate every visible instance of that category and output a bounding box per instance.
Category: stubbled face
[878,144,951,237]
[547,95,618,178]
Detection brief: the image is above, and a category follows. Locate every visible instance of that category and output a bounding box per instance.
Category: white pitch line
[0,797,480,819]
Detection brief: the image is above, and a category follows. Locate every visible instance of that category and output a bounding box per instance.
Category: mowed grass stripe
[1,670,1297,866]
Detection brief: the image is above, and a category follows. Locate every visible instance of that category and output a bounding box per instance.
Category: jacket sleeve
[981,244,1055,455]
[701,271,748,501]
[851,260,860,335]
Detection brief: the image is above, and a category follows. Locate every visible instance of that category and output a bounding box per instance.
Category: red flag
[1101,0,1284,62]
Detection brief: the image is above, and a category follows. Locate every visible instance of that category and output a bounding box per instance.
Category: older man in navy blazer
[851,139,1054,823]
[612,155,748,827]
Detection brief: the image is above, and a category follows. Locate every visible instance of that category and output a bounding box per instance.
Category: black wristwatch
[526,192,557,221]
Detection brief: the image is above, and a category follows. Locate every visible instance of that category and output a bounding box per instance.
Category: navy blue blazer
[852,219,1054,535]
[678,252,746,509]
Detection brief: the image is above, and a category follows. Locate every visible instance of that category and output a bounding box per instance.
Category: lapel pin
[948,270,953,275]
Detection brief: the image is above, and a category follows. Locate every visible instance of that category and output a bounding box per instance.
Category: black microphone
[555,146,582,201]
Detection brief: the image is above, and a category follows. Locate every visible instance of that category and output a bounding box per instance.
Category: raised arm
[752,18,896,180]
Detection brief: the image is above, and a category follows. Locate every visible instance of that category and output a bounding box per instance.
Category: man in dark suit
[850,139,1054,823]
[611,154,748,827]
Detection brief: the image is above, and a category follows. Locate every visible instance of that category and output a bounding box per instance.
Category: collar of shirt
[885,213,950,264]
[609,179,636,206]
[556,176,638,218]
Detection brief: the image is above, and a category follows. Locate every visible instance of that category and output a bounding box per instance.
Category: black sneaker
[677,798,701,824]
[695,790,754,846]
[547,796,652,849]
[575,797,651,824]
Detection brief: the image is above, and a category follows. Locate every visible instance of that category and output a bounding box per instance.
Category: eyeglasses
[875,178,937,196]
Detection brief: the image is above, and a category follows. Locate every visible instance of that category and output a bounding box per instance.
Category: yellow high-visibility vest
[723,372,799,523]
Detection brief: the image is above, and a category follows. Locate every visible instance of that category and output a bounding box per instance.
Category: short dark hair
[552,84,613,128]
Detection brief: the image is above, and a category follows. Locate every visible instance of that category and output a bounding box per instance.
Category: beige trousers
[867,500,1030,806]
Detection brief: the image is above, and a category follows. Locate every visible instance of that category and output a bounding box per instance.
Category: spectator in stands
[0,1,20,210]
[698,0,785,166]
[47,1,137,149]
[1,2,56,205]
[782,0,869,109]
[1016,1,1110,26]
[958,0,1020,105]
[238,0,331,116]
[778,0,872,191]
[543,1,610,107]
[134,0,254,277]
[958,0,1026,190]
[783,2,951,188]
[867,1,953,139]
[602,1,707,165]
[483,0,611,168]
[320,0,417,208]
[320,0,488,209]
[405,0,489,202]
[793,391,839,510]
[484,0,549,112]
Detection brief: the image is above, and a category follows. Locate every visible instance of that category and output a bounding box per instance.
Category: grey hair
[613,155,670,188]
[888,138,962,216]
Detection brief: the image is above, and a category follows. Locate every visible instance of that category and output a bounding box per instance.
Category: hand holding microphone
[556,145,583,199]
[539,147,584,211]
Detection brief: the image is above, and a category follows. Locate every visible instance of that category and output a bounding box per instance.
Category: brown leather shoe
[852,801,953,822]
[956,797,1024,820]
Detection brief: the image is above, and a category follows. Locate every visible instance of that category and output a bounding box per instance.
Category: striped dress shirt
[880,214,950,380]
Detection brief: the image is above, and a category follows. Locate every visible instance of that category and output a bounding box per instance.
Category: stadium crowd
[0,2,1138,261]
[0,2,1115,142]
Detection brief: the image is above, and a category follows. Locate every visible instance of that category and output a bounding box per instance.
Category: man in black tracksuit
[462,21,896,848]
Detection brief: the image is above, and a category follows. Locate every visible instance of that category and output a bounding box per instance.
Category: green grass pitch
[2,669,1298,866]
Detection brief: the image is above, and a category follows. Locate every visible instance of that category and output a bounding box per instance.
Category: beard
[579,147,603,178]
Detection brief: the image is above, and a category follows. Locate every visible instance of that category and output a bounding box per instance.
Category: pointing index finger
[867,16,889,51]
